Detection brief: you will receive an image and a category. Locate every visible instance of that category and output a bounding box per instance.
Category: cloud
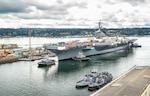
[16,0,88,20]
[0,0,28,13]
[121,0,146,6]
[0,0,149,28]
[105,0,146,6]
[57,0,63,4]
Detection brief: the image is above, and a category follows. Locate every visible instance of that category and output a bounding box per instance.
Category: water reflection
[57,49,134,73]
[38,61,58,81]
[91,49,133,63]
[58,60,91,73]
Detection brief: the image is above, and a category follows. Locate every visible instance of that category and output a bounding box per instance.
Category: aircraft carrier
[43,23,135,60]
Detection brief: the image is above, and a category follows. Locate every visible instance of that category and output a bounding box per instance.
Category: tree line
[0,28,150,37]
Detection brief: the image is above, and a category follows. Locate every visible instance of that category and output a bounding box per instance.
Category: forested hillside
[0,28,149,37]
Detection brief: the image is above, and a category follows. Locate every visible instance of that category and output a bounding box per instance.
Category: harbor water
[0,36,150,96]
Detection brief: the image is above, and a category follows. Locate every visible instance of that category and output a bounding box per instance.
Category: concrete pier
[90,66,150,96]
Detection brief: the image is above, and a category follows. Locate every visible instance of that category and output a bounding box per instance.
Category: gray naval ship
[43,22,135,61]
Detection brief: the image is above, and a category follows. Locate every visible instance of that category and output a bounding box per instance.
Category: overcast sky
[0,0,150,28]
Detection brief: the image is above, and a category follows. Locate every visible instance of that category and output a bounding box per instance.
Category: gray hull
[47,44,129,60]
[84,45,128,56]
[52,47,83,60]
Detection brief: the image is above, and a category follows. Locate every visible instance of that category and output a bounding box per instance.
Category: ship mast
[98,21,102,30]
[28,30,32,57]
[29,30,32,51]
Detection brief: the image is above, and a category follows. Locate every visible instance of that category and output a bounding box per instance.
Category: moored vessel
[38,54,56,67]
[76,72,98,88]
[43,22,135,61]
[88,71,113,91]
[72,52,90,61]
[76,71,113,91]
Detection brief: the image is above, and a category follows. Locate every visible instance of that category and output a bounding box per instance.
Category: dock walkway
[90,66,150,96]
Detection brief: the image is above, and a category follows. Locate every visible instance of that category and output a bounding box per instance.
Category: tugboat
[38,55,55,67]
[76,72,97,88]
[88,72,113,91]
[88,77,105,90]
[72,52,90,61]
[76,71,113,91]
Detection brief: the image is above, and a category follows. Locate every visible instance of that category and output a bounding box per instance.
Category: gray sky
[0,0,149,28]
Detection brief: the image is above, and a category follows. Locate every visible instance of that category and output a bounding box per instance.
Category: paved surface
[90,66,150,96]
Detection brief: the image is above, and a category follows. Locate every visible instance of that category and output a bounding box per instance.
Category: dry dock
[90,66,150,96]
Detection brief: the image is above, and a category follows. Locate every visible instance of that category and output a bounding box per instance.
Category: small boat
[76,79,91,88]
[72,52,90,61]
[76,71,113,91]
[38,55,55,67]
[88,77,105,91]
[88,72,113,91]
[76,72,97,88]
